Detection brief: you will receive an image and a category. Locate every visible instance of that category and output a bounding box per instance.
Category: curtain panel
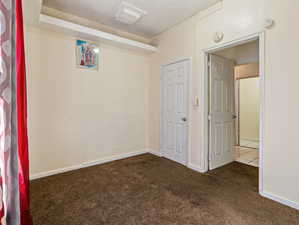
[0,0,32,225]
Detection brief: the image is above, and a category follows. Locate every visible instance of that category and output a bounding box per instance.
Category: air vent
[115,1,147,25]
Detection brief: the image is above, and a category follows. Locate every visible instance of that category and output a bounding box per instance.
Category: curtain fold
[0,0,32,224]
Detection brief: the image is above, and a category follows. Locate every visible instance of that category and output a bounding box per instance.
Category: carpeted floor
[31,154,299,225]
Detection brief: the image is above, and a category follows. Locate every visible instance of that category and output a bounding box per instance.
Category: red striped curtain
[0,0,32,225]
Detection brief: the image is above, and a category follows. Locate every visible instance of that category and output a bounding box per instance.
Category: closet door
[161,60,190,166]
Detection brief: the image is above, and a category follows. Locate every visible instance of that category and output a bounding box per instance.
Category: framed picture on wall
[76,39,99,70]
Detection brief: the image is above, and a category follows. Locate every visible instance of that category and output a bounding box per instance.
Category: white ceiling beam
[39,14,158,53]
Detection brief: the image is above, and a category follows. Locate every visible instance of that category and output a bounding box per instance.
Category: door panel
[209,55,235,170]
[162,60,189,165]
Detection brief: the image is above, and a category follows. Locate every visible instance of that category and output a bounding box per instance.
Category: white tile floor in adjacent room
[235,146,259,167]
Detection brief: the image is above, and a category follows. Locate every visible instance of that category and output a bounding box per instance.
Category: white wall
[240,77,260,141]
[149,0,299,209]
[26,27,150,176]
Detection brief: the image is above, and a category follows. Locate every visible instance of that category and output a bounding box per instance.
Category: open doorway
[235,75,259,167]
[207,39,261,170]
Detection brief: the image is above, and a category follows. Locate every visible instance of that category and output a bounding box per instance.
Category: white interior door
[161,60,189,165]
[209,54,235,170]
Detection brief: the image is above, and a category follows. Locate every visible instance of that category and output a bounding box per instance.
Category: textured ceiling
[43,0,220,38]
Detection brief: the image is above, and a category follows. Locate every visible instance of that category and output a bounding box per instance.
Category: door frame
[201,32,265,193]
[160,58,192,166]
[235,79,240,146]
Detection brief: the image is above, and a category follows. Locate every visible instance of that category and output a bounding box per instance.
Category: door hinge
[208,114,212,120]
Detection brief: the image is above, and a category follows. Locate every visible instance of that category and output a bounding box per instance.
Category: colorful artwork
[76,40,99,70]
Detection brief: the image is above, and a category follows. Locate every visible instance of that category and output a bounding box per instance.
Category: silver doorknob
[182,117,187,122]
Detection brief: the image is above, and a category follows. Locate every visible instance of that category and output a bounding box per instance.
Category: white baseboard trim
[30,164,83,181]
[80,150,148,168]
[261,191,299,211]
[187,163,206,173]
[147,149,162,157]
[30,149,164,180]
[30,149,148,180]
[240,138,260,142]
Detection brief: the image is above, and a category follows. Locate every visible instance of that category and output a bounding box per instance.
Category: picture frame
[76,39,99,70]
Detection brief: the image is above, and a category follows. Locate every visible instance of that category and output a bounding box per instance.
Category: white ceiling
[43,0,220,38]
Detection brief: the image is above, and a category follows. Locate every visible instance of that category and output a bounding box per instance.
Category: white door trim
[160,58,192,166]
[201,32,265,194]
[235,79,240,146]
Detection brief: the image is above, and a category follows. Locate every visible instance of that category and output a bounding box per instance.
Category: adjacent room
[1,0,299,225]
[213,40,260,168]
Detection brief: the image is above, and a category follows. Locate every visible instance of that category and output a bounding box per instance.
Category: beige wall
[149,0,299,207]
[26,27,150,176]
[240,77,260,141]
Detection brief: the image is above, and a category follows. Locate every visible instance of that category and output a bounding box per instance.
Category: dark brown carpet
[31,154,299,225]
